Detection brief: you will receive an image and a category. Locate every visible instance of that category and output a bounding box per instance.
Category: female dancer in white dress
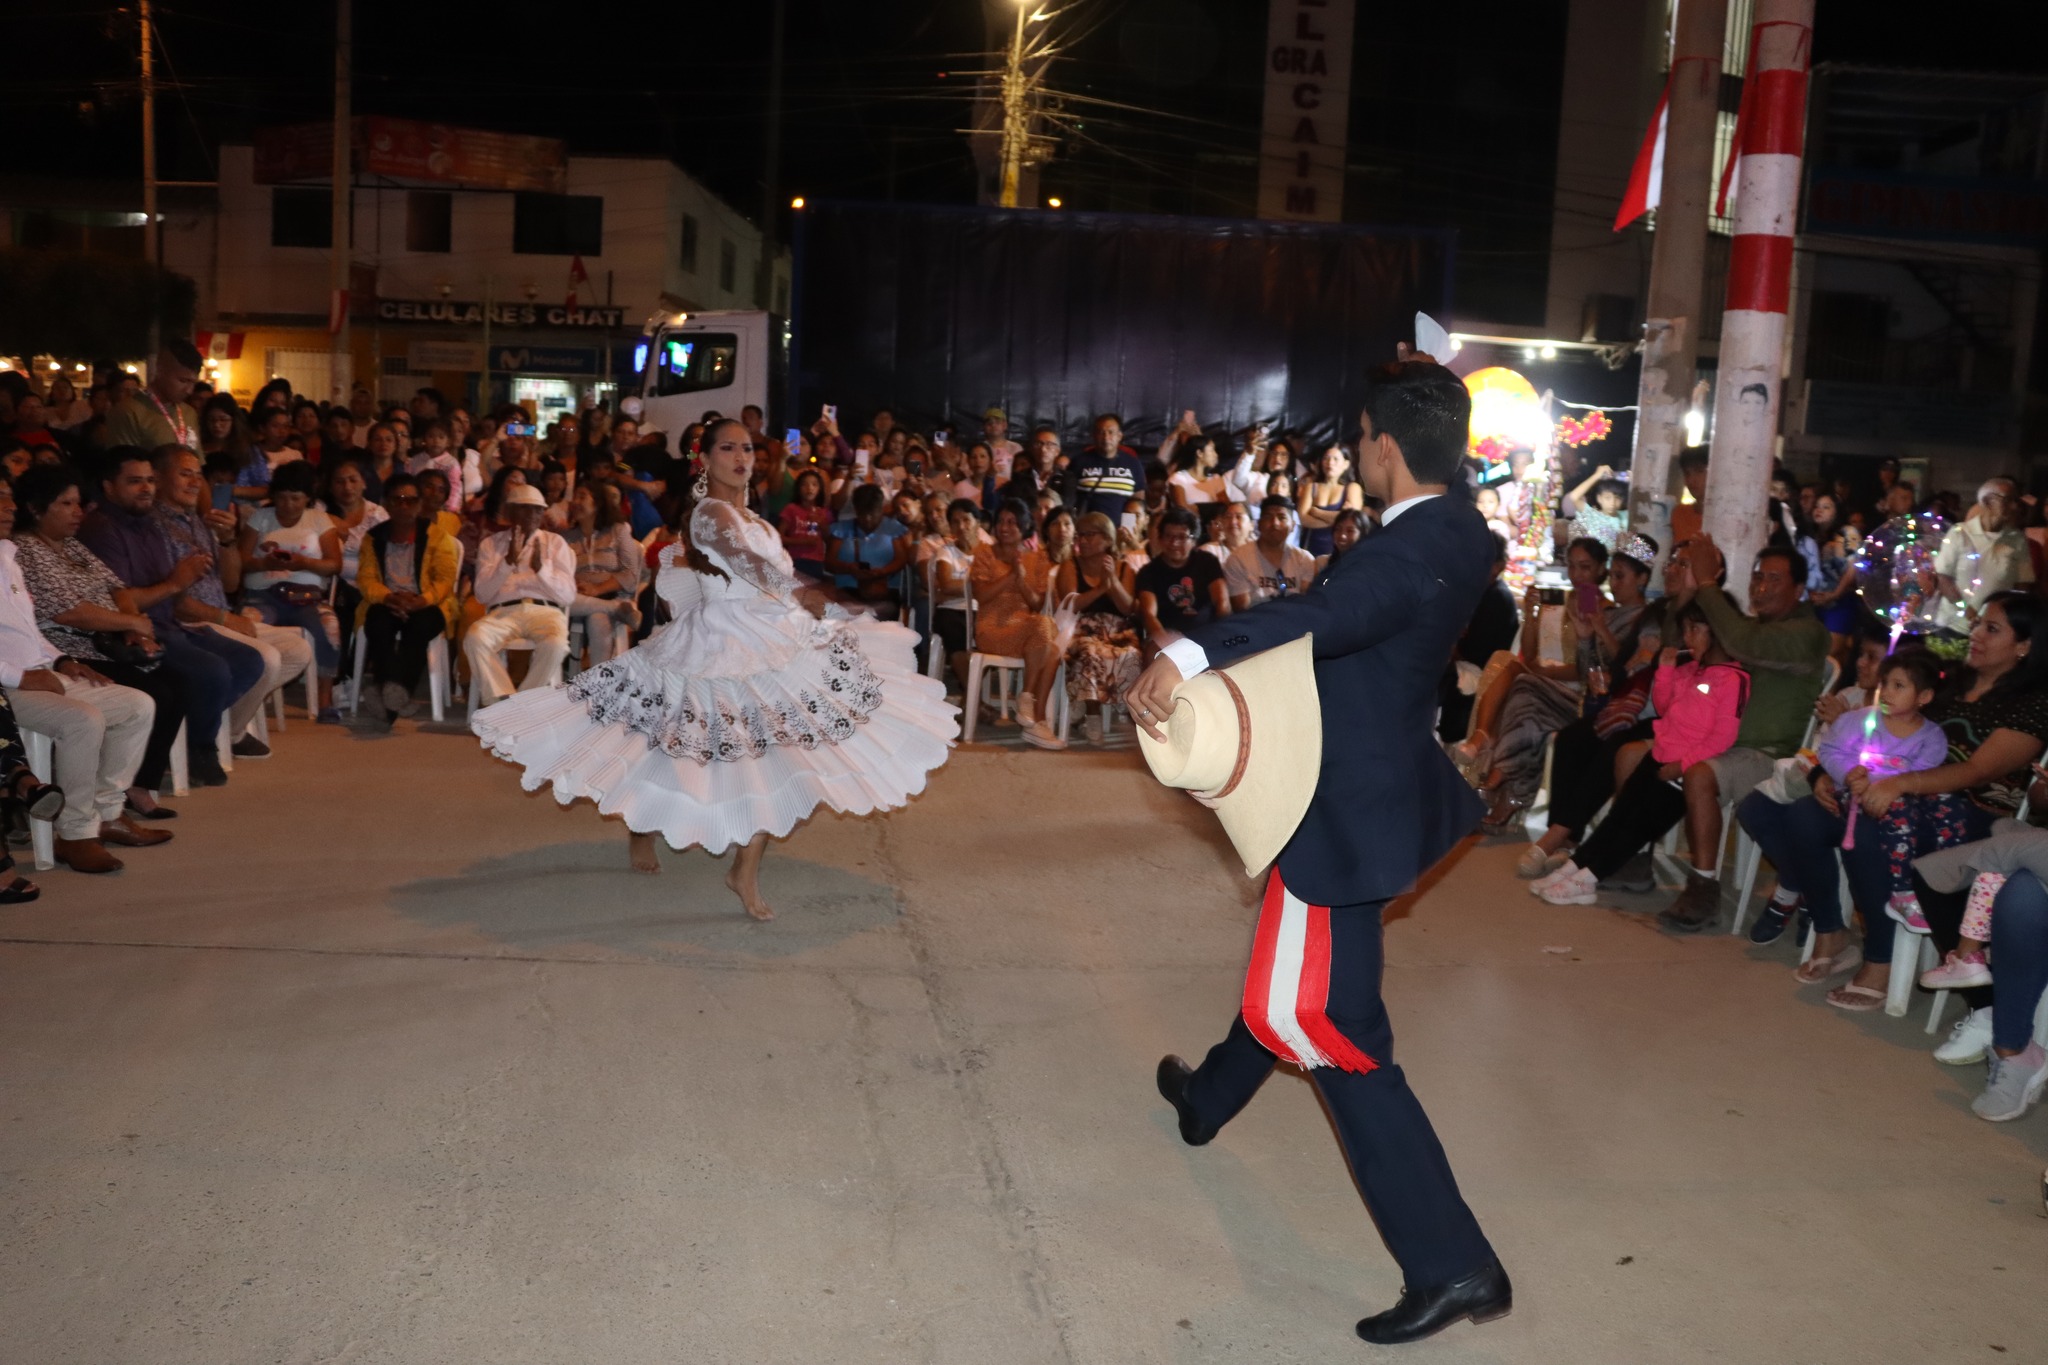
[472,418,956,919]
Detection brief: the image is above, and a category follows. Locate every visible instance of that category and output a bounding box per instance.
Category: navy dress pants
[161,625,266,766]
[1181,898,1496,1289]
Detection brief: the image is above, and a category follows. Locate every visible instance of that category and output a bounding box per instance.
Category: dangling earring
[692,467,709,500]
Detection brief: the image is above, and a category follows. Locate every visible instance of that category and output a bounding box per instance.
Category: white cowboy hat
[503,482,548,508]
[1136,634,1321,877]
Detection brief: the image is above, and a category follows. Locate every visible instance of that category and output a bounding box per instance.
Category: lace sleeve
[692,498,801,601]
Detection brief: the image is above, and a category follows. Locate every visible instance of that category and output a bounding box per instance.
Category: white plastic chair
[25,730,55,872]
[467,638,566,718]
[1888,793,2034,1030]
[566,614,631,679]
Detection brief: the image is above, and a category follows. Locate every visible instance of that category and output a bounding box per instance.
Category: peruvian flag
[1240,871,1378,1074]
[1613,81,1670,231]
[566,254,591,310]
[195,330,244,361]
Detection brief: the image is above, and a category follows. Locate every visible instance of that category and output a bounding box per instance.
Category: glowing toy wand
[1842,703,1883,850]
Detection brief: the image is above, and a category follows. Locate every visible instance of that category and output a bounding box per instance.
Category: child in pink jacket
[1648,604,1750,772]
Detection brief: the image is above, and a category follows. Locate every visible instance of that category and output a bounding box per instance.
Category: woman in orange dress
[969,496,1063,750]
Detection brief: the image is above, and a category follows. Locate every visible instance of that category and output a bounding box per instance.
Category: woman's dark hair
[1973,590,2048,696]
[268,459,319,499]
[945,497,981,522]
[792,467,825,504]
[1172,432,1217,473]
[583,480,623,531]
[201,393,254,461]
[1589,477,1627,507]
[483,465,525,521]
[1566,535,1611,579]
[10,462,81,528]
[993,495,1035,539]
[1329,506,1367,560]
[1674,601,1712,634]
[675,417,749,584]
[253,378,292,412]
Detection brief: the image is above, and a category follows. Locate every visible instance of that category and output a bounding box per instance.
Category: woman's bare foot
[725,865,775,920]
[628,832,662,875]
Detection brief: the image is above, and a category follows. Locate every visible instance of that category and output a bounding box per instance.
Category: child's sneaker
[1515,844,1568,880]
[1536,866,1599,906]
[1920,949,1992,990]
[1884,893,1929,932]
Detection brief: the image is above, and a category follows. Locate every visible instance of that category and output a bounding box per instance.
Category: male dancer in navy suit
[1128,358,1508,1346]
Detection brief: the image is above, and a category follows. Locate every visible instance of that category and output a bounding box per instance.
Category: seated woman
[1055,511,1140,745]
[10,463,192,823]
[238,460,345,723]
[968,497,1063,751]
[929,498,981,691]
[562,482,645,666]
[1463,537,1643,833]
[1737,590,2048,1009]
[1533,603,1746,905]
[1513,533,1665,877]
[1312,506,1366,575]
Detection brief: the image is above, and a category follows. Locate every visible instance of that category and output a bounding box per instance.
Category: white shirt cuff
[1161,636,1210,680]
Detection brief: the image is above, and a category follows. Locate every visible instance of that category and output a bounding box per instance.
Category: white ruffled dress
[472,497,957,854]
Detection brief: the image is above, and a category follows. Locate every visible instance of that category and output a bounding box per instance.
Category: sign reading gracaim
[1257,0,1355,223]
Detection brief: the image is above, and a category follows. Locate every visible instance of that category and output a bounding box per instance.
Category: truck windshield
[653,332,738,396]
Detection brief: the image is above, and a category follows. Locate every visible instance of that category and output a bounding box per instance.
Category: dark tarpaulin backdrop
[793,202,1453,449]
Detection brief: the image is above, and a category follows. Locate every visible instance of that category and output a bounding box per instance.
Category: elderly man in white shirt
[465,482,577,708]
[1930,477,2033,634]
[0,488,160,875]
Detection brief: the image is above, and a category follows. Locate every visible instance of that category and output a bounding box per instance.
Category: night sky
[5,0,2035,324]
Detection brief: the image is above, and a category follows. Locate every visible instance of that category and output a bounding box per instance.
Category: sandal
[0,855,38,905]
[1826,982,1887,1012]
[1794,945,1863,984]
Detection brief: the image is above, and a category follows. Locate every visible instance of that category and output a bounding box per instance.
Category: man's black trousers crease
[1180,896,1495,1288]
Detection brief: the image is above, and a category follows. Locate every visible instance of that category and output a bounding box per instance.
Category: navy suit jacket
[1184,494,1490,907]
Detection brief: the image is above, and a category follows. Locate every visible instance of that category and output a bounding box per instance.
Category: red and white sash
[1240,871,1378,1074]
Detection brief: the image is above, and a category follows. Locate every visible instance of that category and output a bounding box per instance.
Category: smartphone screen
[822,403,838,424]
[785,427,803,454]
[933,431,948,446]
[211,482,234,512]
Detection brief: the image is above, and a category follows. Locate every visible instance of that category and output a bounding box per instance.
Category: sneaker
[1920,949,1993,991]
[1971,1042,2048,1122]
[1934,1007,1995,1066]
[1020,720,1066,751]
[1749,894,1801,945]
[1884,893,1930,933]
[1528,861,1578,895]
[1658,872,1723,934]
[1516,844,1568,880]
[317,706,344,726]
[1082,714,1105,746]
[229,735,271,760]
[1597,853,1657,894]
[1537,866,1599,905]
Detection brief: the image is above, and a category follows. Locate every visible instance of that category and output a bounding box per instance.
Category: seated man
[80,447,267,785]
[356,473,460,720]
[464,482,574,708]
[1224,495,1317,612]
[0,476,167,874]
[150,443,315,752]
[824,483,912,617]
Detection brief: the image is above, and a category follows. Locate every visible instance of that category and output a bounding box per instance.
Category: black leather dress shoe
[1155,1055,1215,1146]
[1356,1259,1512,1345]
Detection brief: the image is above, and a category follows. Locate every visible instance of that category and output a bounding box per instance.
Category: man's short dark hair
[1359,361,1470,485]
[1756,544,1808,585]
[945,497,981,521]
[102,444,153,479]
[1158,505,1199,535]
[849,482,887,516]
[1258,494,1294,517]
[150,442,197,471]
[414,387,446,410]
[164,338,204,371]
[1882,650,1942,696]
[742,403,764,420]
[1678,448,1710,472]
[1031,423,1059,441]
[381,471,421,502]
[257,405,290,428]
[1093,412,1122,429]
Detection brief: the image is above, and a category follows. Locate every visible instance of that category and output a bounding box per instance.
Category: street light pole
[140,0,159,360]
[998,1,1028,208]
[330,0,353,405]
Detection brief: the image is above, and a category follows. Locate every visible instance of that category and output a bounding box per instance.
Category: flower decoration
[1556,410,1613,447]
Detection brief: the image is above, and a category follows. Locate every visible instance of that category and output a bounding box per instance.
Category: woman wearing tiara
[471,417,957,920]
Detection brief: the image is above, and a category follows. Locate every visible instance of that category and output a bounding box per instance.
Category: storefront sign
[374,299,627,330]
[256,117,567,193]
[1256,0,1355,223]
[492,345,604,375]
[407,340,484,371]
[1807,167,2048,247]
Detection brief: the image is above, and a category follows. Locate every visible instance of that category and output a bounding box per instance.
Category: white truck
[627,309,789,449]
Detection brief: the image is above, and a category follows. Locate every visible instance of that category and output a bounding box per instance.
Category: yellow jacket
[355,521,461,636]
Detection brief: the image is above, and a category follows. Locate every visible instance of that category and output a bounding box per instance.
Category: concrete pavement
[3,719,2045,1363]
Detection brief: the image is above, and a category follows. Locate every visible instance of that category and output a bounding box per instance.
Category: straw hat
[504,482,548,508]
[1136,634,1321,877]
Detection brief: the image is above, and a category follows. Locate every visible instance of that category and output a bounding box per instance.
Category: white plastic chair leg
[1730,831,1762,937]
[347,629,369,718]
[26,730,55,872]
[164,720,190,797]
[1884,922,1926,1018]
[1925,980,1952,1034]
[2033,985,2048,1050]
[427,634,449,723]
[300,629,319,716]
[962,656,985,742]
[216,717,233,773]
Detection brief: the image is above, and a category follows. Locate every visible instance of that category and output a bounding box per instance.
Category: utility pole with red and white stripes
[1700,0,1815,605]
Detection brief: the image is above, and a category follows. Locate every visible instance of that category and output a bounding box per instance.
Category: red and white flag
[1240,871,1378,1074]
[1613,81,1670,231]
[566,254,590,310]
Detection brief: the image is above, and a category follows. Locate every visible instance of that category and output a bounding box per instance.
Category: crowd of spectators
[8,345,2048,1125]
